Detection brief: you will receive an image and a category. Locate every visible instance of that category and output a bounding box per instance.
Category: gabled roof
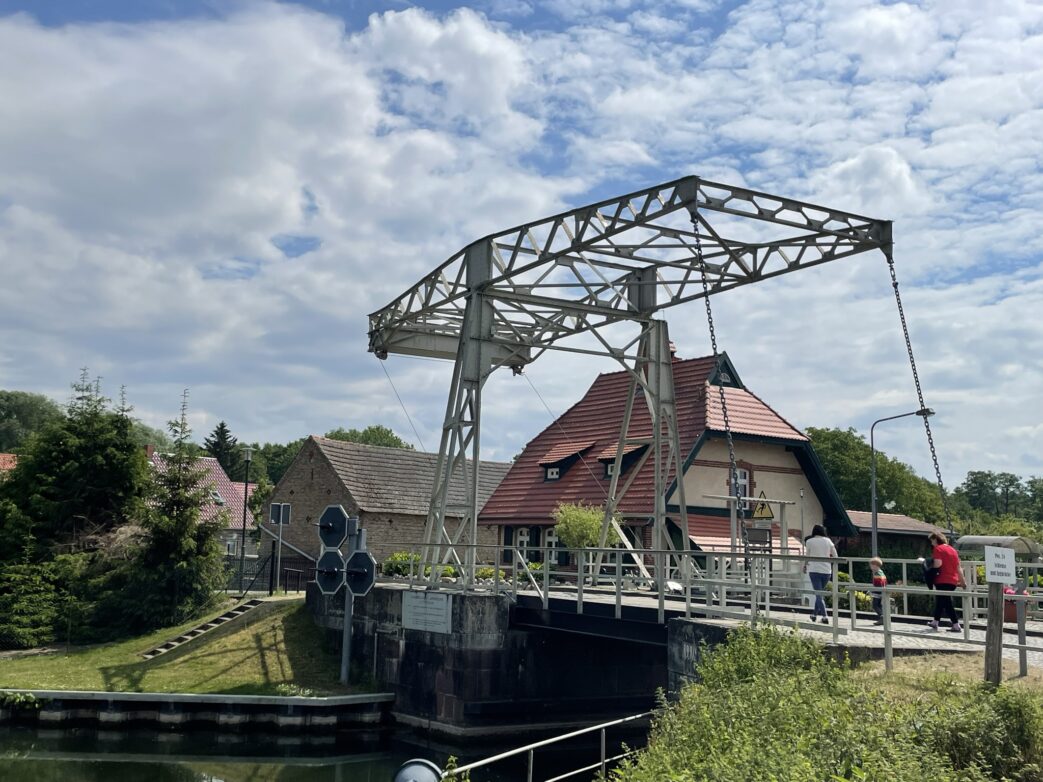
[0,453,17,473]
[148,453,254,529]
[310,437,512,517]
[480,354,810,525]
[846,510,944,537]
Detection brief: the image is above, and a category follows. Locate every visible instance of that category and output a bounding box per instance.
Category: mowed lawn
[0,599,352,696]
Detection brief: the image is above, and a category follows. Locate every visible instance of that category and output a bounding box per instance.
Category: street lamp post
[238,446,253,595]
[871,408,934,558]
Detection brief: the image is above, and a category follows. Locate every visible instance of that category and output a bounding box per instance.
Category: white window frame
[605,462,616,478]
[225,539,237,556]
[516,527,530,558]
[545,466,560,481]
[736,468,750,509]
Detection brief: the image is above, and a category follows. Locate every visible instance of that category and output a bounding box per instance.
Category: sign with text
[984,545,1016,584]
[402,591,453,634]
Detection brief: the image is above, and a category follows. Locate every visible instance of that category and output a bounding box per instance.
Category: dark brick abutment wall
[308,584,666,738]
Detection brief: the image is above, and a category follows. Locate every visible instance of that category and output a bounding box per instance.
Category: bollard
[883,586,893,672]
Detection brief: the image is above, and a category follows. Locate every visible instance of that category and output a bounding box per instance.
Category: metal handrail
[444,710,653,779]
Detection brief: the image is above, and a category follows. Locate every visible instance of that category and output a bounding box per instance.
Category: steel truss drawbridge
[368,176,893,587]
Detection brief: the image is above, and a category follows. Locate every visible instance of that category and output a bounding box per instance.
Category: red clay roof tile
[538,441,596,466]
[481,355,807,525]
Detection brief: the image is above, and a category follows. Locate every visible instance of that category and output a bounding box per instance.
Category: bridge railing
[374,540,1043,672]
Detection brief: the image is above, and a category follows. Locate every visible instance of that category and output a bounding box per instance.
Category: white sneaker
[927,620,939,631]
[949,622,962,633]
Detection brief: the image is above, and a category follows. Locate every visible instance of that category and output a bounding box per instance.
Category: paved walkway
[527,586,1043,666]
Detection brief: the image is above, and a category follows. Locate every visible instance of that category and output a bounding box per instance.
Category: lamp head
[241,445,254,462]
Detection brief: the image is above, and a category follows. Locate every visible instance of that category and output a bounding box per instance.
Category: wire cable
[523,372,609,499]
[377,358,428,453]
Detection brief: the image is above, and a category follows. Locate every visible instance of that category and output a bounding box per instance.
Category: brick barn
[262,436,512,563]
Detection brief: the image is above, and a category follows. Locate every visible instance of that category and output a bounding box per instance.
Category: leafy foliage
[324,424,414,450]
[0,550,58,648]
[552,502,620,549]
[612,626,1043,782]
[120,392,226,630]
[807,426,945,523]
[0,389,62,453]
[0,372,149,563]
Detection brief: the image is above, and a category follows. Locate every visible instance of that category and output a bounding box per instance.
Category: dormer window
[210,490,225,506]
[538,441,594,482]
[605,462,617,478]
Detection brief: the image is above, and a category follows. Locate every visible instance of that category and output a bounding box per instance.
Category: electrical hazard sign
[751,491,774,520]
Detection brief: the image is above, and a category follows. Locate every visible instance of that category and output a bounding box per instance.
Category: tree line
[808,427,1043,541]
[0,380,414,649]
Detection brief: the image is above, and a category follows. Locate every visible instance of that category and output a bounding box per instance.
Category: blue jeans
[809,572,830,618]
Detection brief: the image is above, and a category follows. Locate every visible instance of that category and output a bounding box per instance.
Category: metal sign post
[269,503,291,592]
[313,505,375,687]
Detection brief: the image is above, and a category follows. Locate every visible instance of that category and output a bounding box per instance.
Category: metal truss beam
[370,176,891,586]
[369,176,891,362]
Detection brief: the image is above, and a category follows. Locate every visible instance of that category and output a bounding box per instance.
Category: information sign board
[402,591,453,634]
[984,545,1016,585]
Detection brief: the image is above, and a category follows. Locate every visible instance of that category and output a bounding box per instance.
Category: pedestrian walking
[869,556,887,625]
[803,525,837,624]
[927,531,964,632]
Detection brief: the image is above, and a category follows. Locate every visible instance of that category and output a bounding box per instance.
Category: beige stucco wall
[260,439,498,564]
[668,438,825,543]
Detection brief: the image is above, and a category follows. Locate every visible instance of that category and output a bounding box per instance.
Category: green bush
[611,625,1043,782]
[475,566,506,581]
[920,679,1043,779]
[381,551,420,577]
[0,561,58,648]
[380,552,458,579]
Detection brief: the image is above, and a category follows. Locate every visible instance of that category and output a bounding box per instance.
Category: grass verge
[0,599,352,696]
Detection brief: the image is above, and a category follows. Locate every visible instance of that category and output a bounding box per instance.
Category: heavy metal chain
[690,202,750,557]
[886,257,953,533]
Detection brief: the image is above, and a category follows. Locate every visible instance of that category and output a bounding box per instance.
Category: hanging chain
[690,201,750,560]
[885,256,953,533]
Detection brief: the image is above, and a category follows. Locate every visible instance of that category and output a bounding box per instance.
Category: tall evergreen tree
[120,391,225,630]
[0,371,148,562]
[203,420,241,478]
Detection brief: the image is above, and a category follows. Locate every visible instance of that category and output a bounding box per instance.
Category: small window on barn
[605,462,616,478]
[211,490,224,506]
[545,466,560,481]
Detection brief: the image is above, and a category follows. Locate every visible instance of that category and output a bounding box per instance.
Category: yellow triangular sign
[752,490,774,520]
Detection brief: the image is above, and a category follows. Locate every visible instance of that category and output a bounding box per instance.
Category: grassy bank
[613,627,1043,782]
[0,599,351,696]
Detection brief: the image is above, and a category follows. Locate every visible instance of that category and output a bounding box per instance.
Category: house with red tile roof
[0,453,17,475]
[480,353,853,560]
[147,449,257,558]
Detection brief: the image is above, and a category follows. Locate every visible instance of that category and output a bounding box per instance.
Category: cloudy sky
[0,0,1040,487]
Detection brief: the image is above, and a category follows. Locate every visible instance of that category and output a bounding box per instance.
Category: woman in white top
[803,524,838,623]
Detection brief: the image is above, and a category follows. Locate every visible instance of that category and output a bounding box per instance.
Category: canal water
[0,725,630,781]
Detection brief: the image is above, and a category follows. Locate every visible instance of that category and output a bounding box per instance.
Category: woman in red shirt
[928,531,965,632]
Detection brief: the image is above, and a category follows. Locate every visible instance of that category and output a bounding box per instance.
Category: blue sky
[0,0,1041,485]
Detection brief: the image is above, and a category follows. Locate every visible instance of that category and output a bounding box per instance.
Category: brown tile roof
[595,442,646,461]
[149,453,254,529]
[707,386,808,441]
[312,437,512,517]
[0,453,17,473]
[538,441,595,466]
[846,510,944,536]
[481,355,808,525]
